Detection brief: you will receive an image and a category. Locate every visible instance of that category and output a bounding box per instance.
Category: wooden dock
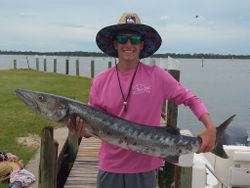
[64,137,101,188]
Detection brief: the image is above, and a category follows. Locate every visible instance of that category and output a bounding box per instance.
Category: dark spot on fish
[132,142,137,146]
[186,144,192,150]
[174,138,179,144]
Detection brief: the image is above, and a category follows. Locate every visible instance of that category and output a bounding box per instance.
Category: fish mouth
[15,89,38,110]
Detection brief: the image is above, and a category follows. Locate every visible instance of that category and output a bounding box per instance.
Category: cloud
[2,22,97,41]
[157,21,250,54]
[0,20,100,51]
[159,21,250,43]
[160,15,169,21]
[1,0,250,54]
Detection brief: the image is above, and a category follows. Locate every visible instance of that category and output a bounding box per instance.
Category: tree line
[0,50,249,59]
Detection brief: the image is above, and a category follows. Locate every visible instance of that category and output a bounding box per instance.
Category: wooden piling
[65,59,69,75]
[165,70,180,187]
[43,58,47,72]
[76,59,79,76]
[53,59,57,73]
[170,69,192,188]
[36,58,39,71]
[26,56,30,69]
[91,60,95,78]
[67,132,80,168]
[149,58,156,66]
[158,69,192,188]
[13,59,17,70]
[158,69,180,188]
[158,70,177,187]
[166,70,180,128]
[108,61,112,68]
[175,167,193,188]
[39,127,58,188]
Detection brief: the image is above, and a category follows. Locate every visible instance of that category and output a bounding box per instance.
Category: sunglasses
[115,35,142,45]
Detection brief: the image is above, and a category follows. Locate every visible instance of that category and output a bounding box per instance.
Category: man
[68,12,216,188]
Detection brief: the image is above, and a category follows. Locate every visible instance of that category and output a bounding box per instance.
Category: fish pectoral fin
[69,114,78,127]
[164,155,179,164]
[88,131,100,139]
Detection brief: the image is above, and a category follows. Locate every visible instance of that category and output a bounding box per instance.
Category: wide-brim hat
[0,161,21,181]
[96,12,162,59]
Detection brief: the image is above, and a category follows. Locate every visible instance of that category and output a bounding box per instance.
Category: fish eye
[38,95,46,102]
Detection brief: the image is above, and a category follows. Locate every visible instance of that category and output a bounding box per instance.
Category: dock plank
[64,137,160,188]
[64,137,101,188]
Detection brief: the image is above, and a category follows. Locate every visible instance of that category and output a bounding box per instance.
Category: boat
[190,125,250,188]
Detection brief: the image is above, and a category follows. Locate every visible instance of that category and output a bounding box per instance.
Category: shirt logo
[133,84,151,95]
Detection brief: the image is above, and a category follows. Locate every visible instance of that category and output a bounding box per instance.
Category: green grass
[0,69,91,187]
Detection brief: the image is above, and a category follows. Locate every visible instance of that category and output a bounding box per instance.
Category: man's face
[113,32,144,62]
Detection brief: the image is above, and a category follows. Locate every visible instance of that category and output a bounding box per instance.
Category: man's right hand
[67,116,91,138]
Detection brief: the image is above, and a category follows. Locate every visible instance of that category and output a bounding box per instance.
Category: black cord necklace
[115,61,140,112]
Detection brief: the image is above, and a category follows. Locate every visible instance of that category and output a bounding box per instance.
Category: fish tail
[211,114,236,158]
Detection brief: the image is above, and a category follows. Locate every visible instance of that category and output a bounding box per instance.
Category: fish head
[15,89,69,123]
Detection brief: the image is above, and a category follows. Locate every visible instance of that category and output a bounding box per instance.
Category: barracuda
[15,89,236,166]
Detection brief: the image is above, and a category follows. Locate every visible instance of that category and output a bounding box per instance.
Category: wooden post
[53,59,57,73]
[158,69,192,188]
[158,69,181,188]
[108,61,112,68]
[13,59,17,70]
[39,127,58,188]
[36,58,39,71]
[26,56,30,69]
[175,167,193,188]
[76,59,79,76]
[160,58,168,116]
[43,58,47,72]
[67,132,80,168]
[170,69,192,188]
[166,70,179,128]
[65,59,69,75]
[149,58,156,66]
[91,60,95,78]
[166,70,180,188]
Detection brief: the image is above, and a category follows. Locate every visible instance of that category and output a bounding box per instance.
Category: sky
[0,0,250,55]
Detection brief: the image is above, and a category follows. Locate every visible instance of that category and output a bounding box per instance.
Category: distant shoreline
[1,51,250,59]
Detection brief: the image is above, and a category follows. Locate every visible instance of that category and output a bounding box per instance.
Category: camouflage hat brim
[96,23,162,59]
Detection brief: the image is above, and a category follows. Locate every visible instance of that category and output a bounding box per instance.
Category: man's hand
[197,113,216,153]
[67,116,91,138]
[197,126,216,153]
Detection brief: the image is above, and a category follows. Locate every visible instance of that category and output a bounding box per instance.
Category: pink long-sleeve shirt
[88,63,208,173]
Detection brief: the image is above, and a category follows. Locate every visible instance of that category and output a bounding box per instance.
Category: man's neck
[116,59,140,72]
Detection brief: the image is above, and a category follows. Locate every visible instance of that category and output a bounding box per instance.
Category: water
[0,54,113,77]
[1,54,250,136]
[177,58,250,136]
